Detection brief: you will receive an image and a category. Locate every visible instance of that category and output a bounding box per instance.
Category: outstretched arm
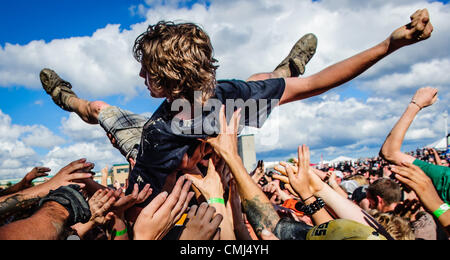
[280,9,433,105]
[206,106,280,237]
[0,159,94,224]
[0,201,69,240]
[379,87,438,165]
[0,167,50,197]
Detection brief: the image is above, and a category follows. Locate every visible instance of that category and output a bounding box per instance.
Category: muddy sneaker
[274,33,318,77]
[40,69,77,112]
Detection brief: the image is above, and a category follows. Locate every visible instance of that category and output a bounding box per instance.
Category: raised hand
[250,160,265,184]
[410,87,438,109]
[179,203,223,240]
[112,183,152,217]
[389,9,433,50]
[23,167,51,188]
[186,158,224,201]
[205,105,241,160]
[43,159,94,191]
[88,189,116,226]
[133,176,194,240]
[390,162,443,212]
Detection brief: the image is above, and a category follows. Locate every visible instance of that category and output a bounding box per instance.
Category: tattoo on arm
[242,195,280,236]
[0,186,22,197]
[0,195,40,224]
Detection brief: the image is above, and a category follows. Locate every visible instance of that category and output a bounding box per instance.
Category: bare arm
[391,162,450,236]
[206,106,280,237]
[280,9,433,105]
[379,87,438,165]
[223,153,280,237]
[430,148,443,166]
[283,145,333,226]
[0,167,50,197]
[0,160,93,224]
[186,158,236,240]
[0,201,69,240]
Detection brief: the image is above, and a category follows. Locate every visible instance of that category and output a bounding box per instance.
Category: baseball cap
[334,170,344,179]
[306,219,387,240]
[340,180,360,196]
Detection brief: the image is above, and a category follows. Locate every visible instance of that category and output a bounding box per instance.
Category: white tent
[329,156,357,164]
[426,137,447,151]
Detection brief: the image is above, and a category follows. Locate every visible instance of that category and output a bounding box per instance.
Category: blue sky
[0,0,448,179]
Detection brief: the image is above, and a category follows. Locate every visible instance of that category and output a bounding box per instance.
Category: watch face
[443,204,450,210]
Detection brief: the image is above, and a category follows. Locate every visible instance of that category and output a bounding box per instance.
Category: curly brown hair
[133,21,219,103]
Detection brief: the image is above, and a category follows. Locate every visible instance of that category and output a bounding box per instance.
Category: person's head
[367,179,402,212]
[332,170,343,185]
[349,175,369,186]
[368,210,415,240]
[133,21,218,103]
[352,185,370,211]
[368,169,382,184]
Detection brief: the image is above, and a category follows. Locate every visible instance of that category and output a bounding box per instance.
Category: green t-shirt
[413,159,450,204]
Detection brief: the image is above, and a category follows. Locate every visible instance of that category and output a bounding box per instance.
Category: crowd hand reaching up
[205,105,241,160]
[284,145,325,200]
[42,159,95,191]
[274,148,324,199]
[186,157,237,240]
[411,87,438,110]
[250,160,265,184]
[326,171,338,188]
[22,167,51,188]
[133,176,194,240]
[71,188,116,239]
[390,162,444,216]
[389,9,433,51]
[262,180,293,202]
[0,167,51,197]
[87,189,116,226]
[186,158,225,201]
[179,203,223,240]
[111,183,152,218]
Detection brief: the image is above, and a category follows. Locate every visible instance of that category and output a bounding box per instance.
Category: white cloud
[60,113,107,142]
[21,125,66,149]
[252,93,446,160]
[0,0,449,175]
[0,24,146,98]
[43,141,125,175]
[1,0,448,99]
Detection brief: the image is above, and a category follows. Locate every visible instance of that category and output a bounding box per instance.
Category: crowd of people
[0,8,448,241]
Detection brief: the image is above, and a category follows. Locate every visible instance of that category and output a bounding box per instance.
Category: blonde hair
[368,210,415,240]
[349,175,369,186]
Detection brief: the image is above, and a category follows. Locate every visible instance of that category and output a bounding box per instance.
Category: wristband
[433,203,450,218]
[410,100,422,110]
[115,228,128,237]
[207,198,225,205]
